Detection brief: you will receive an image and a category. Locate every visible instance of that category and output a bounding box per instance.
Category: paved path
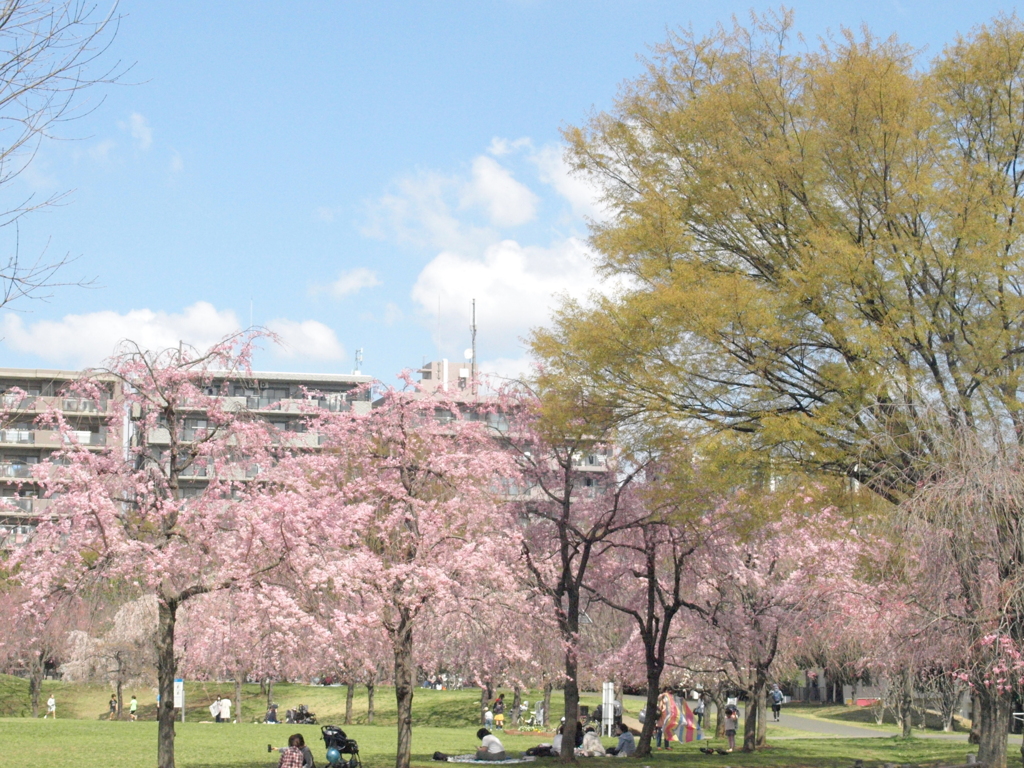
[773,711,889,738]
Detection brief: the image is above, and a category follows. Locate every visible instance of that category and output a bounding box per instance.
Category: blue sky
[0,0,1018,382]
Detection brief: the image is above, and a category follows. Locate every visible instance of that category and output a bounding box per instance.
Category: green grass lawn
[0,719,998,768]
[0,679,1005,768]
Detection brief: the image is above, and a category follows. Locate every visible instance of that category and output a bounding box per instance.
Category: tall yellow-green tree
[537,12,1024,768]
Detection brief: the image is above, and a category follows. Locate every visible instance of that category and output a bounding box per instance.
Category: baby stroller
[322,725,360,768]
[286,704,317,725]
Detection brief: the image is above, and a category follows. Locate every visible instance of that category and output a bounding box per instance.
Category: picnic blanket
[447,755,537,764]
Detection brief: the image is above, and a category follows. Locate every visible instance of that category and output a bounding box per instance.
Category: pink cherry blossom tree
[178,585,328,723]
[0,586,86,716]
[687,493,870,751]
[498,385,651,762]
[887,425,1024,768]
[11,337,300,768]
[281,382,516,768]
[62,594,158,717]
[579,448,727,756]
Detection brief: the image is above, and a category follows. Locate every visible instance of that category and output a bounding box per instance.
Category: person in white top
[209,698,222,722]
[475,728,506,761]
[219,697,232,722]
[44,696,56,719]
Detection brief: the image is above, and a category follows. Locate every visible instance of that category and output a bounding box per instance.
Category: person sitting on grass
[273,734,305,768]
[272,733,315,768]
[475,727,507,761]
[580,726,606,756]
[606,723,635,757]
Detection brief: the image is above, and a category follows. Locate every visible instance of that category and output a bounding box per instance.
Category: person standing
[492,693,505,730]
[219,696,232,723]
[656,688,679,750]
[693,695,705,730]
[770,685,783,722]
[129,695,138,721]
[44,695,56,719]
[108,695,118,720]
[723,704,739,753]
[210,697,222,723]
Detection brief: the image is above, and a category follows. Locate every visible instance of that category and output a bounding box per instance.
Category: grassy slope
[785,703,972,734]
[0,676,609,726]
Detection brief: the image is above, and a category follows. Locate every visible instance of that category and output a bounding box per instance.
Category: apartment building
[0,368,372,547]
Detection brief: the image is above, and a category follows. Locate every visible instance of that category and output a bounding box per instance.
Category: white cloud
[460,156,538,227]
[0,302,241,368]
[90,139,117,163]
[0,302,346,367]
[265,318,344,361]
[363,170,495,255]
[478,354,536,384]
[488,137,533,157]
[383,301,403,327]
[411,236,605,356]
[169,151,183,173]
[318,267,380,299]
[531,144,609,222]
[128,112,152,150]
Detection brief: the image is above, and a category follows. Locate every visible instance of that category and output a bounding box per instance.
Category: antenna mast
[471,299,477,395]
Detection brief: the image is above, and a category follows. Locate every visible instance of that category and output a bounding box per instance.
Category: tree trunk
[897,670,913,739]
[368,679,376,725]
[480,684,490,726]
[755,687,767,747]
[978,687,1010,768]
[116,678,124,720]
[157,599,178,768]
[970,694,982,744]
[234,671,243,725]
[561,657,580,762]
[392,617,415,768]
[709,688,726,739]
[28,654,43,718]
[511,686,522,728]
[743,675,767,752]
[636,673,662,757]
[542,682,553,729]
[345,681,354,725]
[266,678,274,709]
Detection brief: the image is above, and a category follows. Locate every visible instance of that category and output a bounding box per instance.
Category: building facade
[0,368,372,547]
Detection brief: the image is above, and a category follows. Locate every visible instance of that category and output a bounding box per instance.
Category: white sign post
[602,681,615,737]
[173,679,184,722]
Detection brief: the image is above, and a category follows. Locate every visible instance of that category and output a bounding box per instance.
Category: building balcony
[0,497,49,515]
[0,395,110,415]
[0,429,106,447]
[0,463,35,479]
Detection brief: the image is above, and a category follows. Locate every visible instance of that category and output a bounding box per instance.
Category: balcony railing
[0,464,35,478]
[0,497,48,513]
[0,429,33,444]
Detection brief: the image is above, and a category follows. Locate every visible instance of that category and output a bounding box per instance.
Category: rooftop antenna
[353,348,363,376]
